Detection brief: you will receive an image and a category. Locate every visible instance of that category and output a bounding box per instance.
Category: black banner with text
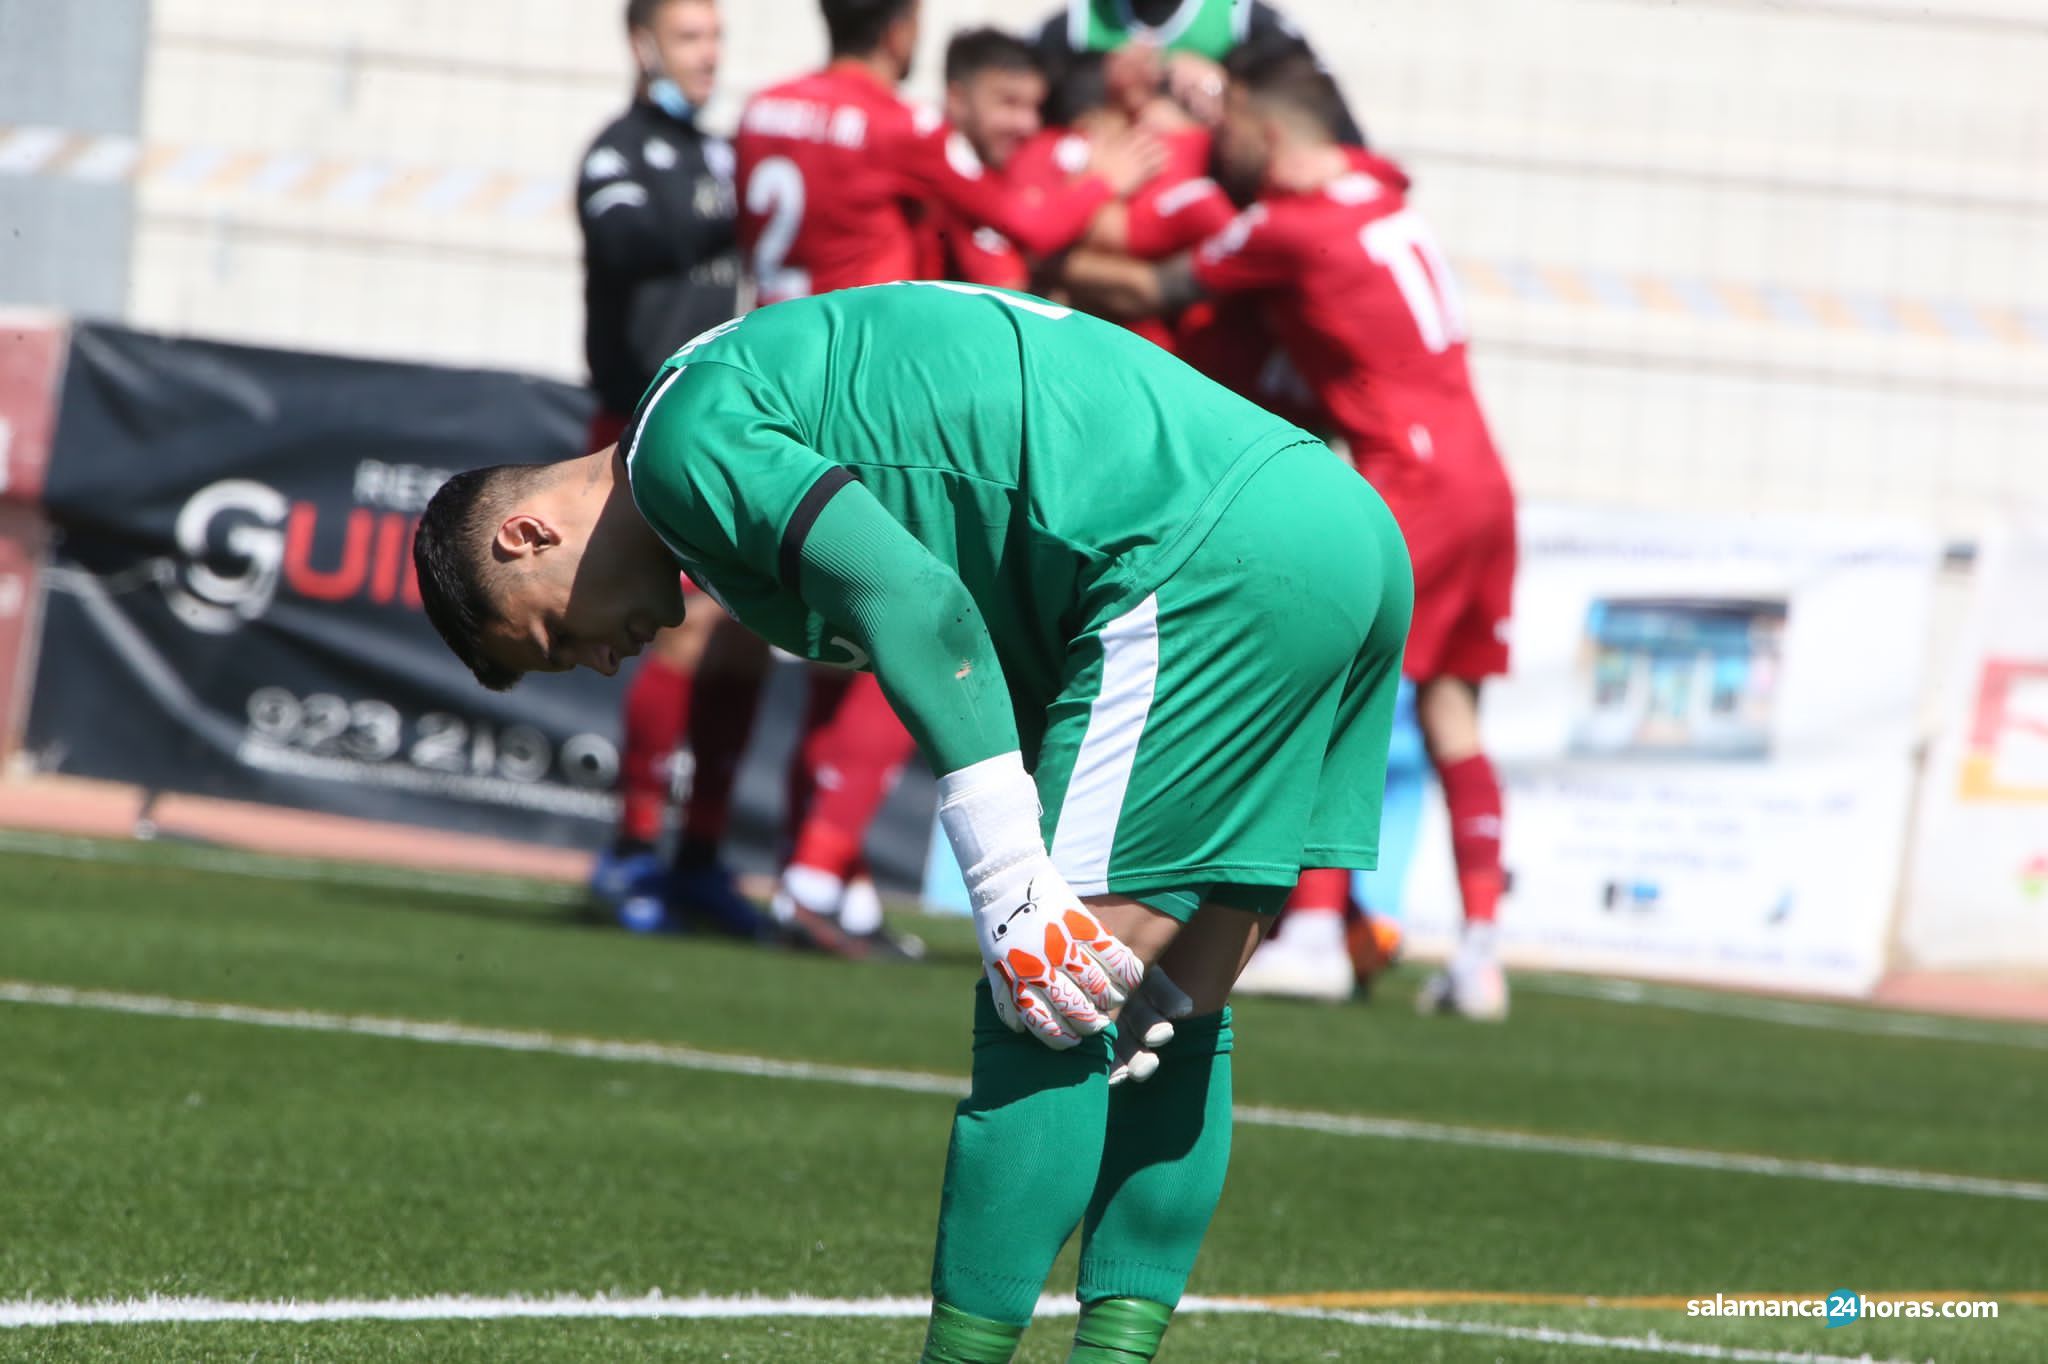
[23,323,628,847]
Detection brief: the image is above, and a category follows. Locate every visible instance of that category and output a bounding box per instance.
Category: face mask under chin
[647,76,697,122]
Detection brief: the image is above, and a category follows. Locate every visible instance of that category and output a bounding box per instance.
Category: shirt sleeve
[895,115,1113,260]
[1190,203,1299,298]
[1125,177,1237,260]
[623,360,831,577]
[943,221,1031,290]
[797,485,1019,773]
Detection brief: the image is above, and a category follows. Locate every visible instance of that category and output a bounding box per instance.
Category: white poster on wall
[1402,504,1939,997]
[1899,521,2048,972]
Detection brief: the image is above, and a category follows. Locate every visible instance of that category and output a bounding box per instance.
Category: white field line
[1526,973,2048,1052]
[1233,1104,2048,1201]
[0,1291,1919,1363]
[8,980,2046,1205]
[0,982,967,1097]
[0,1292,953,1327]
[0,828,584,905]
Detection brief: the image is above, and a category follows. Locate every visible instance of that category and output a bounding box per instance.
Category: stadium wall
[83,0,2043,535]
[0,0,147,317]
[6,3,2037,528]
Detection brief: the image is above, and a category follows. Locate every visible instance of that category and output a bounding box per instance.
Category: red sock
[786,671,855,843]
[789,674,914,879]
[1438,752,1504,925]
[617,655,690,847]
[1285,868,1351,915]
[679,668,767,850]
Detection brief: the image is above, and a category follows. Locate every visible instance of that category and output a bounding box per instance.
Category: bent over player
[411,283,1410,1363]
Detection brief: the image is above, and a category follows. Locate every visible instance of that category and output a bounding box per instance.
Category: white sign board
[1402,504,1939,997]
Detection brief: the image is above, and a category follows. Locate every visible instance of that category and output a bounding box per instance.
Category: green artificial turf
[2,837,2042,1362]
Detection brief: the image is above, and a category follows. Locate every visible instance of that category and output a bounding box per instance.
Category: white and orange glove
[939,753,1146,1050]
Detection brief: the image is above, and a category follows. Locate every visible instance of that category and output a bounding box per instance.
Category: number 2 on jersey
[1361,208,1468,353]
[746,155,812,302]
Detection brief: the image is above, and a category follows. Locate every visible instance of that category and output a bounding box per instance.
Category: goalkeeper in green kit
[413,281,1410,1363]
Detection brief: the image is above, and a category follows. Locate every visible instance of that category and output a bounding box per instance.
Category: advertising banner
[1399,505,1939,997]
[1899,521,2048,971]
[23,323,627,848]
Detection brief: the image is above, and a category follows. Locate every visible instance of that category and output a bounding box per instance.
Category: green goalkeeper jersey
[1069,0,1248,58]
[621,281,1310,766]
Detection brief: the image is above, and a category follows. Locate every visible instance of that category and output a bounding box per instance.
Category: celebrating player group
[418,1,1519,1359]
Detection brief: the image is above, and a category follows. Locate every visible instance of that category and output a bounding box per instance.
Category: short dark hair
[820,0,915,57]
[1043,51,1108,128]
[412,463,556,692]
[944,27,1038,86]
[1224,36,1348,142]
[625,0,707,31]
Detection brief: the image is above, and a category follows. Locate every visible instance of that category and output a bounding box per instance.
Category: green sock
[1076,1008,1234,1311]
[930,980,1114,1328]
[1068,1296,1175,1362]
[920,1301,1028,1364]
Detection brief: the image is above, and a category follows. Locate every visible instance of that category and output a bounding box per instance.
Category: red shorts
[1386,484,1516,682]
[590,405,701,599]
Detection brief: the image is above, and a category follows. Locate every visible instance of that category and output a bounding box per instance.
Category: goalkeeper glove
[938,753,1145,1050]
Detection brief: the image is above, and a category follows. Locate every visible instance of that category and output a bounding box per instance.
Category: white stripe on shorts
[1050,593,1161,894]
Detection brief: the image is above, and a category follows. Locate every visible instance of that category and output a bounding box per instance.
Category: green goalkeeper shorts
[1030,440,1414,922]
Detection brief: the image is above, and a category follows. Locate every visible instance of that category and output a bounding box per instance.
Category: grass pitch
[2,834,2043,1362]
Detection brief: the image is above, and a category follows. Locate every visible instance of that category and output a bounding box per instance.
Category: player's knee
[1418,676,1482,763]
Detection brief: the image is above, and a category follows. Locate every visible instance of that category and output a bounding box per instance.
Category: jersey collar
[824,57,896,95]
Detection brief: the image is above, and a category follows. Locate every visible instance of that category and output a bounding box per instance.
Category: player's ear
[493,513,560,561]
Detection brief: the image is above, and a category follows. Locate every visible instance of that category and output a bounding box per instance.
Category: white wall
[0,0,148,315]
[125,0,2048,532]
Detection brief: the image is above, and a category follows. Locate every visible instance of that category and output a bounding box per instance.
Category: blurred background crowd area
[3,0,2043,535]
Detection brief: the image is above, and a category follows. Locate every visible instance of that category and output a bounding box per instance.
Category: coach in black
[579,0,740,451]
[577,0,772,947]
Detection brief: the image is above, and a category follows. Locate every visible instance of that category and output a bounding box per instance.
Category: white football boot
[1416,921,1509,1021]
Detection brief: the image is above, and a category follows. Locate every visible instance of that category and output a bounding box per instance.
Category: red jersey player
[923,28,1053,290]
[735,0,1161,306]
[1066,41,1516,1019]
[1014,46,1230,353]
[1040,46,1323,421]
